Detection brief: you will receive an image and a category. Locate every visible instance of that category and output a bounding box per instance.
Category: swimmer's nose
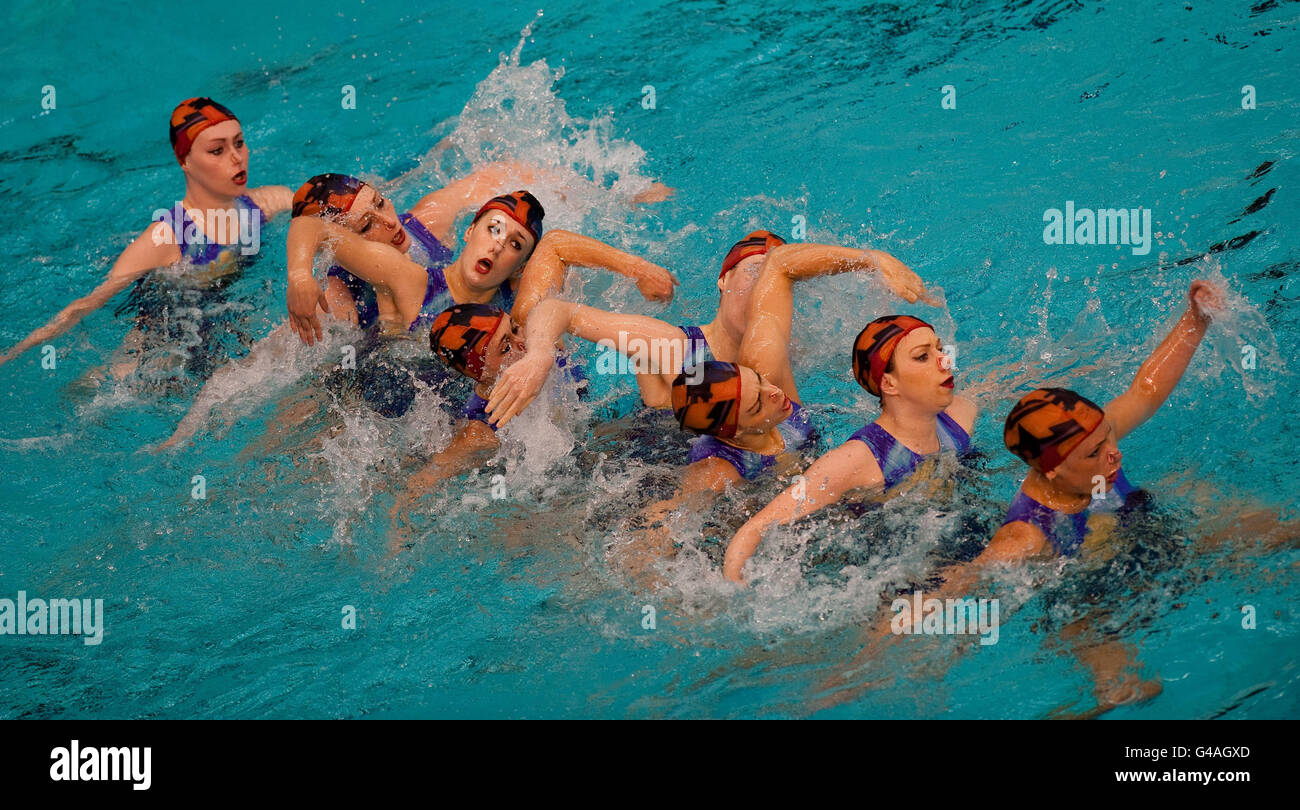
[1110,448,1123,466]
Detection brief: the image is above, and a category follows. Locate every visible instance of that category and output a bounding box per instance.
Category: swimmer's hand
[1188,279,1224,322]
[869,250,938,306]
[635,262,680,303]
[872,250,937,306]
[485,351,554,428]
[631,182,675,205]
[287,275,331,346]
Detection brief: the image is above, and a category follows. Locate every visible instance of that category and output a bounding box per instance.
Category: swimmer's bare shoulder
[944,394,978,434]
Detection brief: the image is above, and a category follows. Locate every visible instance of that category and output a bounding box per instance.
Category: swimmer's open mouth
[232,171,247,185]
[475,258,493,275]
[782,394,792,412]
[941,376,955,389]
[391,228,406,247]
[1105,468,1119,484]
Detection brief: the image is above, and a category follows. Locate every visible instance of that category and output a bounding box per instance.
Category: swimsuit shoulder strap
[848,421,914,489]
[1002,489,1088,556]
[400,212,455,268]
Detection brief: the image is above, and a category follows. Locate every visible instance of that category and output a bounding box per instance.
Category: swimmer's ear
[717,275,726,295]
[878,372,900,398]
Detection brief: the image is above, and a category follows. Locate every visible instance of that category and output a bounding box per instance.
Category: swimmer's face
[1048,419,1123,495]
[478,315,525,387]
[461,212,536,294]
[734,365,793,434]
[878,328,955,411]
[339,185,410,252]
[181,120,249,198]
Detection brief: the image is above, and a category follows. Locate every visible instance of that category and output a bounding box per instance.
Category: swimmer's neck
[876,402,942,454]
[699,317,742,362]
[1022,471,1093,513]
[722,427,784,455]
[444,257,500,305]
[182,185,241,215]
[180,185,244,242]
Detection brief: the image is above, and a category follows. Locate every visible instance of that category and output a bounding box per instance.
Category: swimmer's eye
[489,222,502,237]
[917,351,929,362]
[234,138,245,149]
[360,219,372,234]
[209,147,223,156]
[511,239,522,250]
[376,197,386,210]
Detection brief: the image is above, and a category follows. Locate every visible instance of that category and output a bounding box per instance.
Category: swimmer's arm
[739,259,801,401]
[389,421,499,552]
[247,185,295,218]
[488,299,684,425]
[408,162,545,246]
[765,244,936,305]
[511,230,678,325]
[0,224,178,366]
[154,322,305,451]
[1106,280,1220,440]
[287,217,427,343]
[724,442,881,583]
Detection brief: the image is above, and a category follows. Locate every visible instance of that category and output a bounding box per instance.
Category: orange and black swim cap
[851,315,934,397]
[291,174,366,218]
[671,361,742,438]
[1003,388,1106,474]
[720,230,786,279]
[474,190,545,243]
[169,97,238,165]
[428,304,507,382]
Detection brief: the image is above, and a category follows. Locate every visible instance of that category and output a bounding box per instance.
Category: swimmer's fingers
[637,265,678,302]
[1188,279,1225,320]
[631,182,675,204]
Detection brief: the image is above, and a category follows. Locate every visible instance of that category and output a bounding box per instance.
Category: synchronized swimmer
[0,94,1256,716]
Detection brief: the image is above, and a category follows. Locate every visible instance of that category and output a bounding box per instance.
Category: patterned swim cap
[291,174,366,218]
[474,190,545,243]
[1003,387,1106,474]
[720,230,786,279]
[851,315,934,397]
[170,97,238,165]
[671,361,743,438]
[428,304,507,382]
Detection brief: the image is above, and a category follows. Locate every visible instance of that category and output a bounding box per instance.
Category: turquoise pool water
[1,0,1296,718]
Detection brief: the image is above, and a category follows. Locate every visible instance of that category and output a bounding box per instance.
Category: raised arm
[723,441,883,583]
[0,224,178,367]
[770,244,935,304]
[1105,280,1221,440]
[486,298,689,427]
[407,163,544,245]
[509,229,677,326]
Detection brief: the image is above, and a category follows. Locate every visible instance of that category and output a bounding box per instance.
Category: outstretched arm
[1,224,178,367]
[389,420,499,553]
[510,229,678,326]
[771,244,936,305]
[486,298,688,426]
[724,441,882,583]
[1106,280,1221,440]
[153,321,314,451]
